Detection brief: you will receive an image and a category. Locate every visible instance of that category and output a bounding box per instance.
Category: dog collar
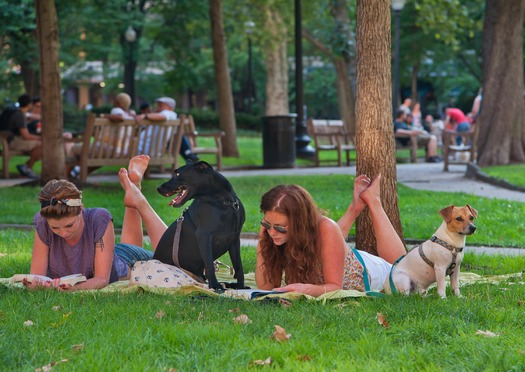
[430,236,464,253]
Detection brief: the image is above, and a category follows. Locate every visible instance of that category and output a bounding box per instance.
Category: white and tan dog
[385,205,478,298]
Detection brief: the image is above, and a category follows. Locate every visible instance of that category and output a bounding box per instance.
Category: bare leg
[359,175,407,263]
[337,175,371,238]
[118,161,168,250]
[120,155,149,246]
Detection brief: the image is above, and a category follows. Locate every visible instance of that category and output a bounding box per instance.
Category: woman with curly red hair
[255,175,407,297]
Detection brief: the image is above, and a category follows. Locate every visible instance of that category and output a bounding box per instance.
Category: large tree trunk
[355,0,404,254]
[210,0,239,157]
[35,0,66,183]
[477,0,525,166]
[263,7,289,115]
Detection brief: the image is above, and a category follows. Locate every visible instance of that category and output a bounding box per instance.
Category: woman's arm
[30,231,50,276]
[70,221,116,290]
[275,217,345,297]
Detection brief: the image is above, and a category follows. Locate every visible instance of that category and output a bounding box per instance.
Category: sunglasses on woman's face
[260,220,288,234]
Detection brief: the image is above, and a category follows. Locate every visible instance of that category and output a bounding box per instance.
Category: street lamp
[244,21,255,113]
[123,25,137,106]
[391,0,406,117]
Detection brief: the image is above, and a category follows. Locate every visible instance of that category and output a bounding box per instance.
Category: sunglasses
[260,220,288,234]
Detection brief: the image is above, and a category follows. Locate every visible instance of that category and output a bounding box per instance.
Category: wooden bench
[442,123,479,171]
[73,113,183,183]
[394,133,421,163]
[306,118,356,167]
[180,114,225,170]
[0,131,32,178]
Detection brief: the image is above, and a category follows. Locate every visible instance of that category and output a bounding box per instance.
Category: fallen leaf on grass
[253,357,272,366]
[72,343,84,352]
[377,313,390,329]
[297,355,312,361]
[233,314,252,324]
[23,320,34,327]
[35,358,68,371]
[52,306,61,311]
[228,308,240,313]
[278,299,292,308]
[156,310,166,319]
[476,330,499,337]
[271,325,291,342]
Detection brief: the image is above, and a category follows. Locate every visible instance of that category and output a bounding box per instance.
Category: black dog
[155,161,246,291]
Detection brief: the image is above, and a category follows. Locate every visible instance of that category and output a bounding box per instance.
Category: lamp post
[294,0,315,158]
[244,21,255,113]
[123,25,137,105]
[391,0,406,117]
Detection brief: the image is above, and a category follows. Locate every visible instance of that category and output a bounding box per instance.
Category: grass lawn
[482,163,525,188]
[2,136,525,370]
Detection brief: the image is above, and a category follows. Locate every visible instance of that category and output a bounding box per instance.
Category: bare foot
[119,168,147,209]
[360,174,382,207]
[128,155,150,189]
[353,175,370,214]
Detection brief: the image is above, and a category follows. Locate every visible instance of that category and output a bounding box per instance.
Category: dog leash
[172,207,189,268]
[388,253,407,294]
[352,249,384,298]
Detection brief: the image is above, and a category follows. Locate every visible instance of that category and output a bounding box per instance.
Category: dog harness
[388,236,464,294]
[171,198,242,269]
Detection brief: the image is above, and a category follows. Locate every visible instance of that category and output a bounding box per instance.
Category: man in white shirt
[137,97,198,162]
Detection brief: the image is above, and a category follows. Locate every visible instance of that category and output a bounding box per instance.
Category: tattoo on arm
[96,239,105,251]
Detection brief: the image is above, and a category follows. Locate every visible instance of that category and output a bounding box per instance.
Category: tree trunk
[329,0,356,137]
[263,6,289,115]
[35,0,66,183]
[355,0,404,254]
[209,0,239,157]
[477,0,525,166]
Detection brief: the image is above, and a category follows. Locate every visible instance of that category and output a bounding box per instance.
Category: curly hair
[259,184,323,286]
[38,179,83,219]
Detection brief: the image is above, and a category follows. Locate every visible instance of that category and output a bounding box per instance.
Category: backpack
[0,106,19,132]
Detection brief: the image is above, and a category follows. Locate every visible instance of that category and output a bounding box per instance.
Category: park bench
[0,131,32,179]
[180,114,225,170]
[306,118,356,167]
[394,132,422,163]
[73,113,183,183]
[442,123,479,171]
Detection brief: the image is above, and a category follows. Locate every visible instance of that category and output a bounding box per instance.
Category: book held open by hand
[10,273,87,286]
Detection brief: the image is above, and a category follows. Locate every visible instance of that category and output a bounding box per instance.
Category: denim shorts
[113,243,154,278]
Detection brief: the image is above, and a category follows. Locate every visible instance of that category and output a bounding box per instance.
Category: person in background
[411,102,423,130]
[398,97,412,116]
[254,175,407,296]
[394,110,441,163]
[26,97,42,135]
[469,88,483,124]
[105,93,136,122]
[137,97,198,163]
[444,107,471,145]
[25,156,154,291]
[139,102,152,115]
[5,94,41,179]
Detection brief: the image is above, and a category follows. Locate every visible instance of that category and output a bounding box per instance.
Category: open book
[10,273,87,286]
[224,289,288,300]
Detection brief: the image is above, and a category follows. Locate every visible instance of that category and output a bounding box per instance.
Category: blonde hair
[115,93,132,110]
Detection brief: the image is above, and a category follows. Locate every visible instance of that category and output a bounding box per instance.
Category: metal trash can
[262,114,297,168]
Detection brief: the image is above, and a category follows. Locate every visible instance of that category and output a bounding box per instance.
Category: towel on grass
[1,267,522,301]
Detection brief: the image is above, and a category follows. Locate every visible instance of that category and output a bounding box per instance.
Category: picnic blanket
[1,269,522,301]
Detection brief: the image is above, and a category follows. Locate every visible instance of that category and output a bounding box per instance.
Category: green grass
[0,228,524,370]
[482,164,525,188]
[2,173,525,247]
[3,137,525,370]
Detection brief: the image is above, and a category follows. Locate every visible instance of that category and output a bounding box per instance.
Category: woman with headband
[28,156,153,290]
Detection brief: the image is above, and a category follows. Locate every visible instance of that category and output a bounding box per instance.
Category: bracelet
[322,285,327,294]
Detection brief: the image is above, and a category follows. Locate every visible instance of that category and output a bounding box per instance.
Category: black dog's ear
[195,161,212,171]
[439,205,455,223]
